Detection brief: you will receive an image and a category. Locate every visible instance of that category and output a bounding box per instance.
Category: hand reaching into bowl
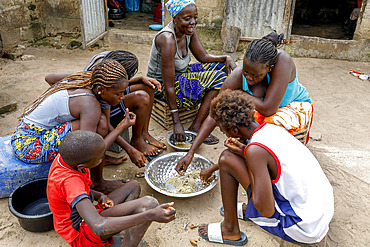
[200,163,219,185]
[175,151,194,175]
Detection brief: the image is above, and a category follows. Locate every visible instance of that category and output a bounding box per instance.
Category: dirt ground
[0,43,369,247]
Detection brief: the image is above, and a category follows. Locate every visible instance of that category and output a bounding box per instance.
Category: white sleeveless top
[245,123,334,243]
[23,90,95,129]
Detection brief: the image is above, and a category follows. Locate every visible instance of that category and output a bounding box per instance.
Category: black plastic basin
[8,178,53,232]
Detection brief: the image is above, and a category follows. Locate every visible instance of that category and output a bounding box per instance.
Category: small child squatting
[47,130,176,247]
[179,90,334,245]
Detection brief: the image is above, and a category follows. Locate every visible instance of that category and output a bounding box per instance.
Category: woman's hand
[98,194,114,209]
[141,76,162,92]
[225,55,237,75]
[224,137,246,157]
[117,108,136,129]
[175,151,194,175]
[173,122,186,142]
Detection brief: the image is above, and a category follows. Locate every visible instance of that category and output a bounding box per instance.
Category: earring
[98,91,101,95]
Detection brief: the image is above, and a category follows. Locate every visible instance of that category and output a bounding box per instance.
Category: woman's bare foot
[104,154,127,166]
[143,133,167,149]
[198,223,241,241]
[92,179,129,194]
[131,137,161,156]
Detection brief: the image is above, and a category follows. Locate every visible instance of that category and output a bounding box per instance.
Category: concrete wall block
[196,0,222,9]
[354,0,370,40]
[0,5,31,29]
[44,17,80,35]
[43,0,79,18]
[20,26,35,42]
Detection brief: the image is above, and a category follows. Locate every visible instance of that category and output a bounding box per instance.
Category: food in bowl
[145,152,218,197]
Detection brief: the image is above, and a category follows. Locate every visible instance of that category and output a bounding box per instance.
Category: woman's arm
[247,51,295,116]
[128,76,162,92]
[175,67,244,174]
[189,29,236,74]
[102,108,146,168]
[156,32,186,141]
[45,72,73,86]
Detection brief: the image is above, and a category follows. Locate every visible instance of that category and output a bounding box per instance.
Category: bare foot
[92,179,129,194]
[104,154,127,166]
[143,133,167,149]
[198,223,241,241]
[131,137,161,156]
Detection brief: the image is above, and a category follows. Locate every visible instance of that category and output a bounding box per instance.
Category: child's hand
[175,152,194,176]
[98,195,114,209]
[118,108,136,129]
[150,202,176,223]
[141,76,162,92]
[128,148,146,168]
[224,137,246,157]
[200,167,214,185]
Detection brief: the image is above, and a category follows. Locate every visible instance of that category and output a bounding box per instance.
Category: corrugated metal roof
[224,0,294,39]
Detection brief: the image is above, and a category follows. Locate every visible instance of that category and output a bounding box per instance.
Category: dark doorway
[108,0,162,31]
[292,0,363,39]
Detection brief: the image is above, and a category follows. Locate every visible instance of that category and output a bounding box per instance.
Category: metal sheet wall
[79,0,106,48]
[224,0,293,39]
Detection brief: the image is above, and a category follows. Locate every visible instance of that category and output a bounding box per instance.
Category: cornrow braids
[104,50,138,80]
[20,59,127,119]
[210,89,255,131]
[91,59,128,88]
[245,31,285,67]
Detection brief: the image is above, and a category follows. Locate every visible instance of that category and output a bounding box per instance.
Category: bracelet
[170,109,179,113]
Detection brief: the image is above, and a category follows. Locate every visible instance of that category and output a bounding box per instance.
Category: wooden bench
[151,98,199,130]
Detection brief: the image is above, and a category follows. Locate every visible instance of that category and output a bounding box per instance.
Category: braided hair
[104,50,138,80]
[244,31,285,67]
[210,89,255,131]
[20,59,127,118]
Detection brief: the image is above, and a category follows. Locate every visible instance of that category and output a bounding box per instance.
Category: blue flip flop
[220,203,251,221]
[198,222,248,246]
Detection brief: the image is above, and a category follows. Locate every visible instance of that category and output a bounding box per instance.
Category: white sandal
[198,222,248,245]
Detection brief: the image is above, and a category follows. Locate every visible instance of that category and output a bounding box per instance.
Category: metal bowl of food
[145,152,218,198]
[166,130,197,151]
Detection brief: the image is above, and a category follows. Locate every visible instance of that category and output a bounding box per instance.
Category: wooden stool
[151,98,199,130]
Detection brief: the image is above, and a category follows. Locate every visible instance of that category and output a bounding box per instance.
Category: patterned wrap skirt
[11,120,71,163]
[254,102,314,144]
[157,62,228,108]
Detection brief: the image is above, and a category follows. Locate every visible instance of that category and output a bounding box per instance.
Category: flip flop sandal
[203,133,219,145]
[198,222,248,246]
[220,203,251,221]
[144,139,167,150]
[145,148,164,162]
